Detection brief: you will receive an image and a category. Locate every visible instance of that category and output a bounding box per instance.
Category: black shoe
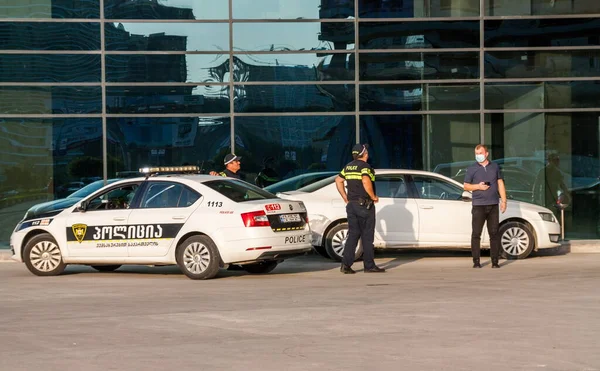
[491,262,500,269]
[364,266,386,273]
[340,265,356,274]
[473,262,482,268]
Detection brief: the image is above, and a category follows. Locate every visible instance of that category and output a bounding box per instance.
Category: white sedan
[10,169,312,280]
[277,169,561,260]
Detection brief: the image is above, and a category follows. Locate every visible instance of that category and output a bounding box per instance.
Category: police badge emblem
[72,224,87,243]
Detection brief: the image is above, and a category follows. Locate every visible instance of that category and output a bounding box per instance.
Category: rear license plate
[279,214,301,223]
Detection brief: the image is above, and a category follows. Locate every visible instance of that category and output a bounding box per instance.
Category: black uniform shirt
[219,169,242,179]
[339,159,376,201]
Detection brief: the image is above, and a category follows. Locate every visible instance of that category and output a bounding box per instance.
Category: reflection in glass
[359,0,479,17]
[105,54,229,83]
[485,51,600,79]
[360,84,479,111]
[233,53,354,82]
[105,0,227,20]
[107,117,231,176]
[485,18,600,48]
[0,55,101,82]
[485,112,600,238]
[233,0,354,19]
[235,116,356,182]
[0,23,100,50]
[233,22,355,51]
[0,1,100,18]
[360,52,479,81]
[0,87,101,114]
[360,114,479,170]
[235,84,354,113]
[106,22,228,51]
[359,21,479,49]
[106,86,229,114]
[486,0,600,16]
[0,118,103,244]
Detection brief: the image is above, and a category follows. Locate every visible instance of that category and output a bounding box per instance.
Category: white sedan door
[373,175,419,246]
[127,181,201,257]
[410,174,472,246]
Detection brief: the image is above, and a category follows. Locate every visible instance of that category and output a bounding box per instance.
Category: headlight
[539,212,556,223]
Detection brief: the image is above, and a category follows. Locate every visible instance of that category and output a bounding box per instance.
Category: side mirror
[77,201,88,212]
[461,191,472,201]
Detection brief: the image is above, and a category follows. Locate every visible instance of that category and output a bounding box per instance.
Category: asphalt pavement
[0,252,599,371]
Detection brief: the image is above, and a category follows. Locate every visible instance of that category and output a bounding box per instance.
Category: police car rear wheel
[23,233,66,276]
[324,223,363,262]
[91,265,121,272]
[176,235,220,280]
[242,261,278,274]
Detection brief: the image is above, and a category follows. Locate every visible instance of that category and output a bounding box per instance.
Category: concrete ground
[0,251,599,371]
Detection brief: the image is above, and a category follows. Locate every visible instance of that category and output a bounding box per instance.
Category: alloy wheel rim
[30,241,62,272]
[501,227,530,256]
[183,242,211,274]
[331,229,348,257]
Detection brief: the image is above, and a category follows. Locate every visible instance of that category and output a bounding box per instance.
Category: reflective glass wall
[0,0,599,244]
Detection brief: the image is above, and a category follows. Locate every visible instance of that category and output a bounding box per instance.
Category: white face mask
[475,154,486,163]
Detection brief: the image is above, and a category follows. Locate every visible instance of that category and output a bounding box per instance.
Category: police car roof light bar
[139,166,200,177]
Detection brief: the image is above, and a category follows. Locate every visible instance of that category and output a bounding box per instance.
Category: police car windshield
[297,175,337,193]
[204,179,276,202]
[67,179,120,199]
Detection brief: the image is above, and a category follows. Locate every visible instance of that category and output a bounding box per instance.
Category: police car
[10,166,312,280]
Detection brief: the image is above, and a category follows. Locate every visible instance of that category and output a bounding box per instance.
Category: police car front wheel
[23,233,66,276]
[176,235,221,280]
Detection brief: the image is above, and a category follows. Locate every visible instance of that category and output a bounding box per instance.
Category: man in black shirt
[335,144,385,274]
[210,153,242,179]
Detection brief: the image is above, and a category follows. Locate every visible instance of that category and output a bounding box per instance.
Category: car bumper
[9,232,24,262]
[531,220,562,249]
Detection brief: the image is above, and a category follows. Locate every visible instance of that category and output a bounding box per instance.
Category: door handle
[419,205,433,209]
[172,216,186,220]
[113,217,126,221]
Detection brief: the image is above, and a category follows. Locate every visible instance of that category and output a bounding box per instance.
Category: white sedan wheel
[23,233,66,276]
[176,235,221,280]
[183,242,211,274]
[324,223,363,262]
[499,221,535,259]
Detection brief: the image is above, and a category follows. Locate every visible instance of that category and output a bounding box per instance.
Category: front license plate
[279,214,301,223]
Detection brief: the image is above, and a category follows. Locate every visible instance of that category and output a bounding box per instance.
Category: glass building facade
[0,0,599,246]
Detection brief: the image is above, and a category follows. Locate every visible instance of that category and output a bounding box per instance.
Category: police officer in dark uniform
[209,153,243,179]
[335,144,385,274]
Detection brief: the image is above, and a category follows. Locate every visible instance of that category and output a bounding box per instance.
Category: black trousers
[471,204,500,262]
[343,202,376,269]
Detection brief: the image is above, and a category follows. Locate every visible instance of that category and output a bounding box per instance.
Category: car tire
[176,235,221,280]
[23,233,66,276]
[91,265,121,272]
[499,221,535,259]
[324,222,363,262]
[242,261,278,274]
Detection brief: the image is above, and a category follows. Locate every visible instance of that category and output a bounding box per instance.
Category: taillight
[241,210,270,227]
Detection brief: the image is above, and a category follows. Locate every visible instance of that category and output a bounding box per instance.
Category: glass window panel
[0,55,101,82]
[486,81,600,110]
[233,0,354,19]
[485,18,600,48]
[485,112,600,239]
[105,54,230,83]
[105,22,228,52]
[360,52,479,81]
[233,53,354,82]
[486,0,600,16]
[104,0,227,20]
[233,22,355,51]
[0,118,103,244]
[360,84,479,111]
[0,0,99,19]
[485,50,600,79]
[0,22,100,50]
[235,84,354,113]
[106,116,231,177]
[360,21,479,49]
[359,0,479,18]
[0,87,101,114]
[106,85,229,114]
[360,114,479,170]
[234,116,356,182]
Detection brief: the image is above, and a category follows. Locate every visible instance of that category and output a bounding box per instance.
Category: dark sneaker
[364,266,386,273]
[340,265,356,274]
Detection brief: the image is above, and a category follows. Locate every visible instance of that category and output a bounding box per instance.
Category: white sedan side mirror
[461,191,472,200]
